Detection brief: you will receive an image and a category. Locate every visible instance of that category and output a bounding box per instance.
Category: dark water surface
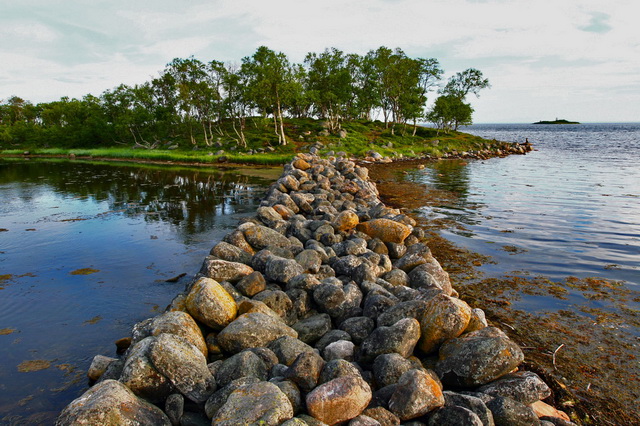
[0,159,278,424]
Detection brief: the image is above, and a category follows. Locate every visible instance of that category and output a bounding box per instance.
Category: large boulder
[56,380,171,425]
[477,371,551,405]
[435,327,524,387]
[356,219,411,244]
[265,256,305,284]
[199,257,254,283]
[210,241,253,265]
[119,337,174,403]
[333,210,359,231]
[185,277,237,331]
[216,313,298,354]
[149,333,216,403]
[215,350,268,387]
[149,311,207,357]
[418,293,472,354]
[357,318,421,364]
[388,369,444,421]
[306,375,372,425]
[243,224,291,250]
[212,381,294,426]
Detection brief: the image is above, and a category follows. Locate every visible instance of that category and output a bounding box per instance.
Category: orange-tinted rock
[530,400,571,422]
[419,293,472,354]
[388,369,445,420]
[292,158,311,170]
[185,277,237,331]
[333,210,360,232]
[306,375,372,425]
[356,219,411,244]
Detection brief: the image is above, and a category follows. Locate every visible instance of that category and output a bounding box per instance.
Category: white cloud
[0,0,638,121]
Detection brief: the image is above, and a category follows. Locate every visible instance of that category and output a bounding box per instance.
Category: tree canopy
[0,46,489,148]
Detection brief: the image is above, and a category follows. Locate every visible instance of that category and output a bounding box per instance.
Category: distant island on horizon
[533,119,580,125]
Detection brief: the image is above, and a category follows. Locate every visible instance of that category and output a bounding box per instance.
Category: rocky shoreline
[57,151,572,426]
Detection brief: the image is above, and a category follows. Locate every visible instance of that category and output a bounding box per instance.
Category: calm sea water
[407,123,640,309]
[0,160,277,424]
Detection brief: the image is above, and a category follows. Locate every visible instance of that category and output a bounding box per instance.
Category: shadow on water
[0,159,279,425]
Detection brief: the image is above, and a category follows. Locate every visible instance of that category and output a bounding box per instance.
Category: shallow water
[0,159,278,424]
[409,123,640,309]
[370,123,640,421]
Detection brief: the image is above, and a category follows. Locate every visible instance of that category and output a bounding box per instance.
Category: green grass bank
[0,118,520,166]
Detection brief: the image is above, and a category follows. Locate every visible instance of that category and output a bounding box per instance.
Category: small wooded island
[533,119,580,124]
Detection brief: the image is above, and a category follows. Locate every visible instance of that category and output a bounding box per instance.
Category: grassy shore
[0,119,511,165]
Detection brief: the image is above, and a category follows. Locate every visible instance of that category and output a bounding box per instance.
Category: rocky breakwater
[57,153,573,426]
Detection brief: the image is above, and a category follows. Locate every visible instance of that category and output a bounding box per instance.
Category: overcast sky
[1,0,638,123]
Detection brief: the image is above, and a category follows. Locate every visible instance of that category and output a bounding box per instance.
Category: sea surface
[407,122,640,316]
[0,160,278,424]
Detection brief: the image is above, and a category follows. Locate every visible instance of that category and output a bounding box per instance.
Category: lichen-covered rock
[217,313,298,354]
[149,333,216,403]
[164,393,184,426]
[257,205,284,227]
[333,209,359,231]
[465,308,488,333]
[323,340,356,361]
[442,391,494,426]
[150,311,207,358]
[306,375,372,425]
[485,396,541,426]
[204,377,261,419]
[358,318,421,364]
[372,353,416,388]
[267,336,315,366]
[292,313,333,344]
[408,261,452,295]
[235,271,266,297]
[210,241,253,265]
[435,327,524,387]
[318,359,362,385]
[244,224,292,250]
[199,257,254,283]
[292,158,312,170]
[185,277,237,331]
[215,350,268,387]
[350,415,382,426]
[339,316,373,346]
[418,293,471,354]
[265,256,305,284]
[388,369,444,421]
[356,219,411,244]
[377,300,428,327]
[212,381,294,426]
[427,406,483,426]
[253,289,293,320]
[295,249,323,273]
[87,355,117,382]
[236,300,283,323]
[362,407,400,426]
[56,380,171,425]
[284,351,325,392]
[477,371,551,405]
[119,337,174,403]
[273,380,303,415]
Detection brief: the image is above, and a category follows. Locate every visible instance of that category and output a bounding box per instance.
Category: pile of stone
[57,153,573,426]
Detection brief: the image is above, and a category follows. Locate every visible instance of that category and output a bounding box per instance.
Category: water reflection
[0,159,278,424]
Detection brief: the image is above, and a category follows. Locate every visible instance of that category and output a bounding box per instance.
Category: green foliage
[426,95,474,133]
[0,46,488,152]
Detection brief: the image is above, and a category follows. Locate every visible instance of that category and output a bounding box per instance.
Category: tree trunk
[276,97,286,145]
